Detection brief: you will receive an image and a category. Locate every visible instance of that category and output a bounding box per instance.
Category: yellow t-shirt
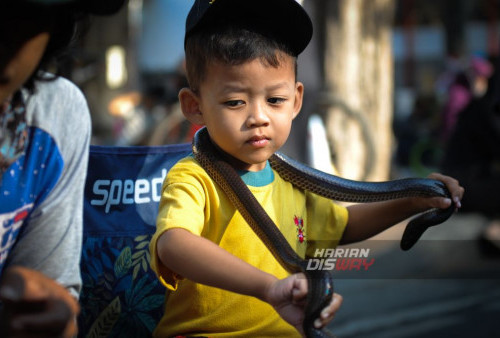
[150,156,348,337]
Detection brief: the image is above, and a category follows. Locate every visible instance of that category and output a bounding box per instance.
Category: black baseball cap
[21,0,127,15]
[185,0,313,56]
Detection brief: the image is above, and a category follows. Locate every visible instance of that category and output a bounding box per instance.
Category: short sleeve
[305,192,349,258]
[150,161,206,290]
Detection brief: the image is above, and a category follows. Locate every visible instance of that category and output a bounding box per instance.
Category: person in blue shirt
[0,1,124,336]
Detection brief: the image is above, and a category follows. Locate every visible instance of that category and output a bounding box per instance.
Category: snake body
[192,127,454,338]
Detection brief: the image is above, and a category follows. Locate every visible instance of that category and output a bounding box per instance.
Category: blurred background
[67,1,500,336]
[64,0,499,180]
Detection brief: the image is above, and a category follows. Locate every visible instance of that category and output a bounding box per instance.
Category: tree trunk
[322,0,395,181]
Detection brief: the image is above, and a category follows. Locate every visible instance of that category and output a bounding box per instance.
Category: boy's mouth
[247,135,269,147]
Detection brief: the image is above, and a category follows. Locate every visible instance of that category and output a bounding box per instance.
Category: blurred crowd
[107,60,202,147]
[394,53,500,253]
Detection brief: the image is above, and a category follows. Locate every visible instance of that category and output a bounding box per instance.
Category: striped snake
[192,127,454,338]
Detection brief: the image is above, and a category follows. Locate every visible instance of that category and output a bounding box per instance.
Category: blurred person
[395,56,494,176]
[0,0,125,336]
[435,56,465,100]
[146,60,202,146]
[440,55,494,143]
[394,94,441,171]
[111,59,199,146]
[109,90,149,146]
[441,56,500,254]
[145,59,202,146]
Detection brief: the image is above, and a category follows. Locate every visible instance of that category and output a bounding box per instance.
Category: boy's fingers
[427,173,464,207]
[314,293,343,328]
[426,196,451,210]
[291,275,308,304]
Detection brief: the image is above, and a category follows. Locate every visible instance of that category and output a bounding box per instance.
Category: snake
[192,127,454,338]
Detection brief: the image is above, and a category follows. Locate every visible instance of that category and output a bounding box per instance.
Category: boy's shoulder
[168,155,210,183]
[169,154,198,172]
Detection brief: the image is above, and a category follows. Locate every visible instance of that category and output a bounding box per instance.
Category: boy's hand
[425,173,464,210]
[265,273,342,336]
[0,266,80,338]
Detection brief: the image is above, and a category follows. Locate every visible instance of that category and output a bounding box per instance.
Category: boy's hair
[184,24,298,92]
[183,0,312,92]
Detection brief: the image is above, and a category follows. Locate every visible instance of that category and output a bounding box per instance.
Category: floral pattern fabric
[0,92,28,178]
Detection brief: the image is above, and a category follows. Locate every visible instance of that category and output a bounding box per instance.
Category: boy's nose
[246,104,270,127]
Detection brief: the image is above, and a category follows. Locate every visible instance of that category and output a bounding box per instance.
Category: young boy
[150,0,464,337]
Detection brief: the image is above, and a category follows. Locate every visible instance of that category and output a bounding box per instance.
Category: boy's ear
[178,88,205,125]
[292,81,305,119]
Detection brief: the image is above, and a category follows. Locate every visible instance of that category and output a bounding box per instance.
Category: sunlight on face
[197,55,304,171]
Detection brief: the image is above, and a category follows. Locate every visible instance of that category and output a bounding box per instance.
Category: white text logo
[90,169,167,213]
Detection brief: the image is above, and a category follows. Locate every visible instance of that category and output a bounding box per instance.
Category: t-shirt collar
[238,161,274,187]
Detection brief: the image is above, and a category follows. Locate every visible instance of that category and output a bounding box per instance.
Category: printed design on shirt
[294,215,306,243]
[0,92,28,177]
[0,204,33,268]
[0,127,64,214]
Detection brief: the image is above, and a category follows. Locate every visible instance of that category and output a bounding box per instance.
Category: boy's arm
[156,228,342,334]
[157,227,276,300]
[340,173,464,244]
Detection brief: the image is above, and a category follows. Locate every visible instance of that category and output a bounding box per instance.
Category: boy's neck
[238,161,274,187]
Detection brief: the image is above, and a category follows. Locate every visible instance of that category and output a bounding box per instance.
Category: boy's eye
[225,100,244,107]
[268,97,286,104]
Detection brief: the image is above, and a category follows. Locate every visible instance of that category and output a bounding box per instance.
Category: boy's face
[182,54,303,172]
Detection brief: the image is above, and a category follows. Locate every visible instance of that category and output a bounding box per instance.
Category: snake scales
[192,127,454,338]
